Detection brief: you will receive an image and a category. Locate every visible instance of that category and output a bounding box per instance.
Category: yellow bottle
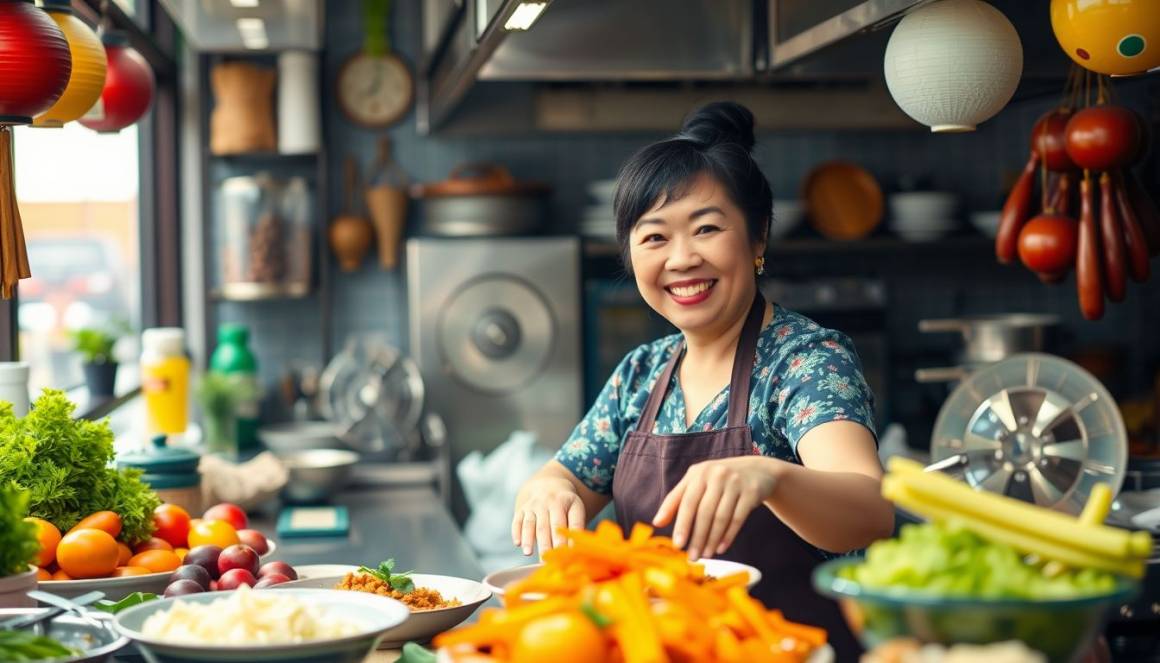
[141,328,190,435]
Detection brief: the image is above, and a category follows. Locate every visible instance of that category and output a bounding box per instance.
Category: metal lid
[117,435,201,474]
[929,353,1127,515]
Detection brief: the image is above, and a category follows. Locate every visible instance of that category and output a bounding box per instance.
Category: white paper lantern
[884,0,1023,133]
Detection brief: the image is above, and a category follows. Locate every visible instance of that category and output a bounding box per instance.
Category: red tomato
[1018,214,1079,277]
[1065,106,1142,171]
[153,504,192,548]
[203,503,248,532]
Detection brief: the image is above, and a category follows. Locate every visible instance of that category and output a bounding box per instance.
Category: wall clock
[336,51,413,128]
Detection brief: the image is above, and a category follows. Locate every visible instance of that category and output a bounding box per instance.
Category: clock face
[337,52,414,128]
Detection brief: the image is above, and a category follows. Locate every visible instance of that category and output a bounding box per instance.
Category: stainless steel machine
[407,237,582,517]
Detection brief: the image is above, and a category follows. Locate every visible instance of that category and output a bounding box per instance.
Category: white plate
[482,558,761,600]
[39,539,278,601]
[115,588,409,662]
[277,569,492,648]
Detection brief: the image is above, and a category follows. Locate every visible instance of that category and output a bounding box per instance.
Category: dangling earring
[754,256,765,276]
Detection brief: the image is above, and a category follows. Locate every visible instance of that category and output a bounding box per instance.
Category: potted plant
[71,326,122,396]
[194,372,260,458]
[0,484,41,608]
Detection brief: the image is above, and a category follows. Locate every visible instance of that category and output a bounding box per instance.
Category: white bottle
[278,50,320,154]
[0,362,29,417]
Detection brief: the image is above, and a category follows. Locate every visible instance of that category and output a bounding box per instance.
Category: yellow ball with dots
[1051,0,1160,76]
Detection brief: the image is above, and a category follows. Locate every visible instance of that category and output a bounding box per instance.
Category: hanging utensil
[328,157,374,272]
[364,136,409,269]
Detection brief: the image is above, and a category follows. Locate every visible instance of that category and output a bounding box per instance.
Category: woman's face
[628,173,764,337]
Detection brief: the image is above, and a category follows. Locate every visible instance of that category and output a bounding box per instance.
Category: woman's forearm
[762,457,894,553]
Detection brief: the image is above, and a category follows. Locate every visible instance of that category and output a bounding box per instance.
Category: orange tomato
[153,504,192,548]
[56,529,120,579]
[510,612,608,663]
[116,542,133,566]
[134,537,174,553]
[112,566,153,577]
[174,547,189,561]
[68,511,122,539]
[127,549,182,574]
[35,567,52,581]
[51,569,72,581]
[187,519,239,549]
[24,517,61,567]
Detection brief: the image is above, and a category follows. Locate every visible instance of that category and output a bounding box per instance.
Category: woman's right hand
[512,476,587,556]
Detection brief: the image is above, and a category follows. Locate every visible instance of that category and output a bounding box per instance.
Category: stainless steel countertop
[248,486,485,579]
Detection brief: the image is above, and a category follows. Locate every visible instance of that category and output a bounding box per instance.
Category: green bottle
[209,324,260,452]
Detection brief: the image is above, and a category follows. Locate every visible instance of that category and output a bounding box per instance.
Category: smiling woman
[513,102,894,660]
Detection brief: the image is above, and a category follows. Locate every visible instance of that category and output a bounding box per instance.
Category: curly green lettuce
[0,390,161,544]
[0,484,39,576]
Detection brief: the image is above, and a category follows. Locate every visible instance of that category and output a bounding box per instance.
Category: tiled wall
[221,0,1160,443]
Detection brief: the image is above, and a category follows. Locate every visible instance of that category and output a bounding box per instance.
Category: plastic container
[118,435,203,515]
[277,50,320,154]
[209,323,260,452]
[0,361,30,417]
[140,328,190,435]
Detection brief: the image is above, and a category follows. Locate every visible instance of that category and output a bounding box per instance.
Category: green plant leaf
[94,592,158,614]
[0,484,39,577]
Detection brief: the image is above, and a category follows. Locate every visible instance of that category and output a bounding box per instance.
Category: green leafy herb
[93,591,159,614]
[580,601,614,628]
[0,390,161,544]
[398,642,438,663]
[194,372,260,418]
[0,630,79,660]
[70,324,127,364]
[0,484,38,577]
[358,558,415,594]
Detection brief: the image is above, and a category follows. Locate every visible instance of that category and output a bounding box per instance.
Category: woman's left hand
[652,456,779,560]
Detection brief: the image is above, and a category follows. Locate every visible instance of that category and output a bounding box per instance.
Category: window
[13,123,142,392]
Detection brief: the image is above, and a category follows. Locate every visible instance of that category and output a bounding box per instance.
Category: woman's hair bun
[677,101,756,151]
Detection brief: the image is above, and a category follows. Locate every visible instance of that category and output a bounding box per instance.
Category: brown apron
[611,292,862,659]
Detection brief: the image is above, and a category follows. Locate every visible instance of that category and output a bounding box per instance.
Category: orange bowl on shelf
[802,161,884,241]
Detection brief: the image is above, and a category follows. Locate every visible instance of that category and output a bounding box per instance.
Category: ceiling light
[229,0,260,7]
[503,2,548,31]
[236,17,268,49]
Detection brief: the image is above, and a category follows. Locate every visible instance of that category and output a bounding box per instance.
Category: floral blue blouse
[556,305,877,495]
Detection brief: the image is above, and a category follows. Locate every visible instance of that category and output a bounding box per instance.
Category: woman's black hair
[613,101,773,268]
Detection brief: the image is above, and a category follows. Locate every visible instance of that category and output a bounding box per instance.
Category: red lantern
[78,30,154,133]
[0,0,72,124]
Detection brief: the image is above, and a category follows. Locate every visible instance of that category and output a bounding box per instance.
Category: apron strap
[726,291,767,428]
[635,340,684,434]
[634,291,767,434]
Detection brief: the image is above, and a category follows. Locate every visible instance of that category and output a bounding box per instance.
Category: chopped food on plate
[436,522,828,663]
[336,558,461,611]
[141,584,364,645]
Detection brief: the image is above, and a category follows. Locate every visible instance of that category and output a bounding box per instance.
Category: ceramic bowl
[114,588,409,663]
[278,566,492,648]
[482,558,762,600]
[40,541,277,602]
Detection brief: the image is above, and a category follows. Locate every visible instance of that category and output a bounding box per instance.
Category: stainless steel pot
[412,163,549,236]
[915,314,1058,383]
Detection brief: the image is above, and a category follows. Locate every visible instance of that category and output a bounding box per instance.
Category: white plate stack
[580,179,617,240]
[888,192,959,242]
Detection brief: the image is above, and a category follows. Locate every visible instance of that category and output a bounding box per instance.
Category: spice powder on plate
[335,572,461,611]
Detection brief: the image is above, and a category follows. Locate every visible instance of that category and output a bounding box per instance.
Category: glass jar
[215,173,313,299]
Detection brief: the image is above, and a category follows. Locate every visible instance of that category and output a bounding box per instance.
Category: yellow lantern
[32,0,107,128]
[1051,0,1160,76]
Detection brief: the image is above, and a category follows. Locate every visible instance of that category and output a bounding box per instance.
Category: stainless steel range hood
[157,0,323,52]
[421,0,1070,134]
